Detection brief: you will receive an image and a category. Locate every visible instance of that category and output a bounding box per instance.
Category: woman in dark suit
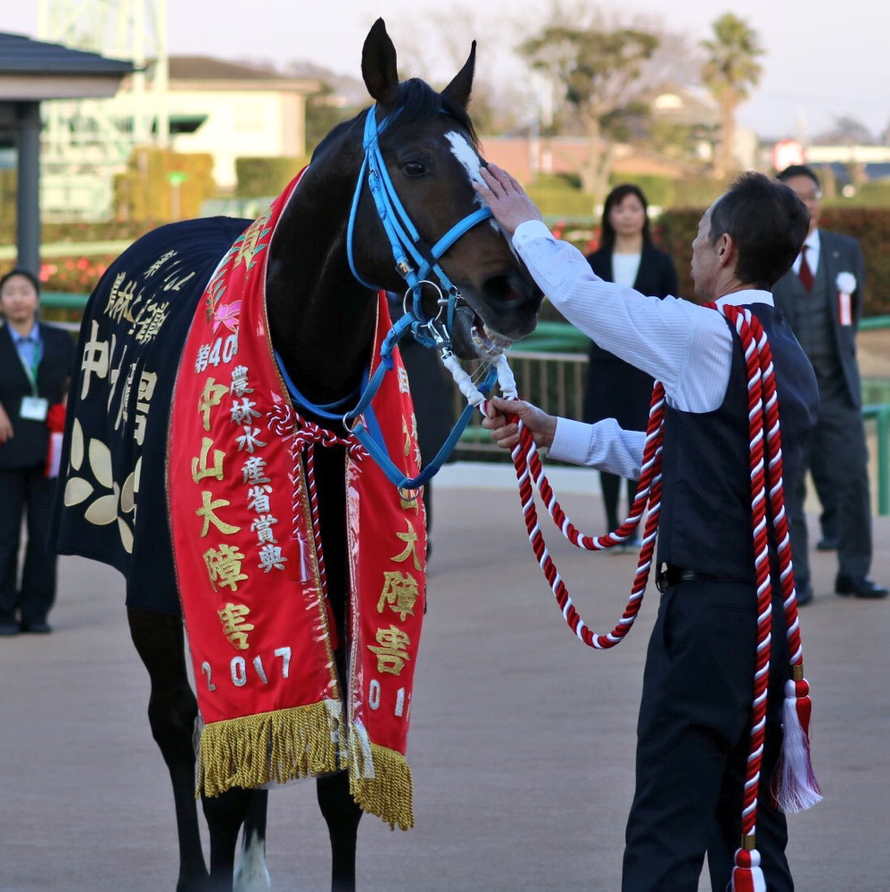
[583,184,678,544]
[0,269,75,634]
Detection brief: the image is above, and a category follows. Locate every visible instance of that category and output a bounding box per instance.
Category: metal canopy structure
[37,1,171,222]
[0,31,132,275]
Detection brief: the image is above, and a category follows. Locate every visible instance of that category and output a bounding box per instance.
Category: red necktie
[798,245,814,292]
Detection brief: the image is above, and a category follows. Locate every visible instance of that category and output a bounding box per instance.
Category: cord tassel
[774,676,823,813]
[732,848,767,892]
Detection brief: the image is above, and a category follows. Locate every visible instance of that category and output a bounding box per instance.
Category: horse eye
[403,161,427,178]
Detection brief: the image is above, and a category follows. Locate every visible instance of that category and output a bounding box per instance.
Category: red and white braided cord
[293,419,366,602]
[267,403,365,604]
[510,383,665,648]
[510,305,813,857]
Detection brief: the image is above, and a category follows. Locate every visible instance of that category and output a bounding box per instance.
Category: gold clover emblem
[63,418,139,553]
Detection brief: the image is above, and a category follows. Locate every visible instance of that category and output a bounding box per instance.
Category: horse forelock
[310,78,479,170]
[384,78,479,148]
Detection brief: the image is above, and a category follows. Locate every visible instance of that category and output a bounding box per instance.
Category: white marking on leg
[233,825,271,892]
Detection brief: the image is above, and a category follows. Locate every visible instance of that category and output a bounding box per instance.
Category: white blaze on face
[445,130,484,187]
[445,130,517,249]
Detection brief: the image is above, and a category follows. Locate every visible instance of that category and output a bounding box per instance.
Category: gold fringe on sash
[348,726,414,831]
[197,701,342,798]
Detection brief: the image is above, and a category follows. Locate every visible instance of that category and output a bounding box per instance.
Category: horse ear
[362,18,400,105]
[441,41,476,110]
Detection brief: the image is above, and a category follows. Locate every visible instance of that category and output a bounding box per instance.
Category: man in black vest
[474,167,818,891]
[773,164,887,602]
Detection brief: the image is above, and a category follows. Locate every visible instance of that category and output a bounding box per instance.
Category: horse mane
[311,77,479,162]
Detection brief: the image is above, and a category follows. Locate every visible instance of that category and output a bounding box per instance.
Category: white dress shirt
[511,220,775,479]
[791,229,820,277]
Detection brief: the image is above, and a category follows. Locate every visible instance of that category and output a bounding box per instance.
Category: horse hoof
[176,871,211,892]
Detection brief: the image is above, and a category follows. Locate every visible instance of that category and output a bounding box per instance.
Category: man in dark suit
[0,268,76,634]
[773,165,887,602]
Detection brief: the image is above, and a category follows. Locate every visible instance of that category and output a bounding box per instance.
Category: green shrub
[235,157,307,198]
[608,175,721,209]
[826,181,890,208]
[113,147,216,222]
[659,206,890,316]
[526,187,596,218]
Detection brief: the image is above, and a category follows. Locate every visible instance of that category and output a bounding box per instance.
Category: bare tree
[517,4,686,201]
[394,5,525,135]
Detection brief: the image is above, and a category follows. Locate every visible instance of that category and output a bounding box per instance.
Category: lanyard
[15,335,42,397]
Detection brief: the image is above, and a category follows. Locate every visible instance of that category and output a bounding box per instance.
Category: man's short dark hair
[776,164,821,190]
[708,172,809,289]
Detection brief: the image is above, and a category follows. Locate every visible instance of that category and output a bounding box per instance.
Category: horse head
[269,19,542,411]
[349,19,542,360]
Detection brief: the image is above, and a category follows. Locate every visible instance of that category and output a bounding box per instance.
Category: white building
[40,55,320,219]
[160,57,320,190]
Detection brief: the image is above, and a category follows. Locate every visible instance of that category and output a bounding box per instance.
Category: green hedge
[616,175,722,209]
[235,157,308,199]
[526,187,595,218]
[0,218,158,246]
[658,206,890,316]
[113,148,216,222]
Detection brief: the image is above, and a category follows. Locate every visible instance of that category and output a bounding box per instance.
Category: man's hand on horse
[474,165,543,236]
[483,396,556,451]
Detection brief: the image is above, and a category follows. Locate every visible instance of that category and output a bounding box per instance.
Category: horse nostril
[484,274,520,303]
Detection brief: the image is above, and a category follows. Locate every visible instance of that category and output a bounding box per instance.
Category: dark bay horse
[52,18,541,892]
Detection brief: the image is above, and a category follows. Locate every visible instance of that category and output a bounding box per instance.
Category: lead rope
[505,305,820,891]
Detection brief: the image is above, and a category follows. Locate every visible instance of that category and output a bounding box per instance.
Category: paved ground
[1,482,888,892]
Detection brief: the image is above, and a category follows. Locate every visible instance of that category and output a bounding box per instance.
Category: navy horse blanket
[51,216,249,615]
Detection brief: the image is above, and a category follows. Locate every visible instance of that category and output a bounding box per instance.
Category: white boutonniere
[836,272,855,326]
[836,272,856,295]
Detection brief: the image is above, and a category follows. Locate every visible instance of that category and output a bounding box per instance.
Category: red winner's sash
[168,173,426,830]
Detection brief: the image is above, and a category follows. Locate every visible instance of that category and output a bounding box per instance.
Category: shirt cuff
[512,219,554,251]
[548,417,592,466]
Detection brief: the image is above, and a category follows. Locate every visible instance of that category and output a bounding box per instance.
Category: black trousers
[789,398,872,588]
[0,465,59,626]
[622,578,793,892]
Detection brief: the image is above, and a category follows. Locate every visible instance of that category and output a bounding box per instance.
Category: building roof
[0,32,133,76]
[165,56,320,94]
[168,56,280,81]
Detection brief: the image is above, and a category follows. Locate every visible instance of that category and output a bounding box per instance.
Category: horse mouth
[450,270,538,360]
[450,302,511,360]
[470,320,513,359]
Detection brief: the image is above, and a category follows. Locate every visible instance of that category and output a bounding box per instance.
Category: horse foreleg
[233,789,271,892]
[317,771,363,892]
[127,606,209,892]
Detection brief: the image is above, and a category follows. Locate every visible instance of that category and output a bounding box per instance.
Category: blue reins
[275,102,499,490]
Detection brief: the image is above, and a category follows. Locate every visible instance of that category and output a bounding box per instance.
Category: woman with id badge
[0,269,75,635]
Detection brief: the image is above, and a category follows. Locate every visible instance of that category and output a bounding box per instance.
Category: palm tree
[701,13,763,177]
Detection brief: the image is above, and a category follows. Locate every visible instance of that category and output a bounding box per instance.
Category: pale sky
[4,0,889,139]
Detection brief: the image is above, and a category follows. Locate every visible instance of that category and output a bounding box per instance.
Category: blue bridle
[347,104,494,350]
[275,102,499,490]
